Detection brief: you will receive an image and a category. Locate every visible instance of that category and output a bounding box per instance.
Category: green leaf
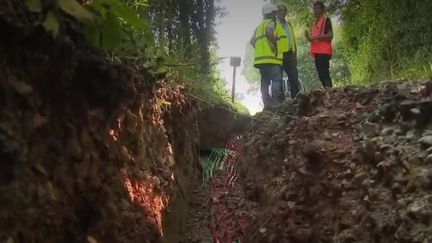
[42,12,59,38]
[156,65,169,74]
[26,0,42,12]
[83,24,101,47]
[101,11,122,49]
[58,0,97,22]
[94,0,145,30]
[149,65,168,76]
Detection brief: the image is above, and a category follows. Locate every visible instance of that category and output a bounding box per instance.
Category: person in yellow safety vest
[250,3,288,111]
[276,4,300,99]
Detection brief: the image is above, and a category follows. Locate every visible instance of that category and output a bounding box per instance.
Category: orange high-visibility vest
[309,15,332,57]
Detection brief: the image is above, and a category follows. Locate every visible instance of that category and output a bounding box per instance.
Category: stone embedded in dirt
[394,128,404,135]
[370,136,384,144]
[406,130,416,141]
[424,154,432,164]
[391,182,402,194]
[419,96,432,106]
[400,121,415,133]
[407,196,432,219]
[419,136,432,148]
[379,143,393,152]
[381,127,394,135]
[399,100,418,119]
[423,130,432,136]
[362,121,380,135]
[419,80,432,97]
[397,83,411,97]
[152,176,161,187]
[413,168,432,190]
[419,98,432,114]
[334,229,357,243]
[411,108,422,123]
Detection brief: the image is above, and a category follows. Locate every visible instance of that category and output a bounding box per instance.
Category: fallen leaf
[42,11,59,37]
[87,236,98,243]
[58,0,97,22]
[9,79,33,94]
[26,0,42,12]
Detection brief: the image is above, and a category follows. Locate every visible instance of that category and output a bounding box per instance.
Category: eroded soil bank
[181,82,432,243]
[0,3,253,242]
[235,82,432,242]
[0,2,201,242]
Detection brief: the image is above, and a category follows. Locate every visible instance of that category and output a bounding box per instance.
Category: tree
[340,0,432,83]
[145,0,221,74]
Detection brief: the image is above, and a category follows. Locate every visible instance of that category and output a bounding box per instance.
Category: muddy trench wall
[0,2,257,242]
[237,87,432,242]
[0,4,201,242]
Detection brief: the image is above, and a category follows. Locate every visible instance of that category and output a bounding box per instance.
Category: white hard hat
[262,3,278,16]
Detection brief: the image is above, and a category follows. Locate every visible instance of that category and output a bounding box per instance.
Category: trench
[164,83,432,243]
[162,106,253,243]
[2,3,432,241]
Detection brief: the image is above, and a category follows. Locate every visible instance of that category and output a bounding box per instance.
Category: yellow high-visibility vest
[253,19,287,67]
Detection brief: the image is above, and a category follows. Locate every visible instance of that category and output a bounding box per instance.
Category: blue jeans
[257,64,283,108]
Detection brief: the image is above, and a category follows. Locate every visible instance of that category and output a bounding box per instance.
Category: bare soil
[0,2,200,242]
[237,83,432,243]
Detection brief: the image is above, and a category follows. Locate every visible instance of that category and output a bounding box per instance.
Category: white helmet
[262,3,278,16]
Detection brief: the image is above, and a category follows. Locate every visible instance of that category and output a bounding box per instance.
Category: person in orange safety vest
[305,1,333,88]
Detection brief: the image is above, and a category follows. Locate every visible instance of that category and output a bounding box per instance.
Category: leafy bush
[25,0,247,114]
[341,0,432,84]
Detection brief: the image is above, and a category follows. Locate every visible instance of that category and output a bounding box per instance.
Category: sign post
[229,56,241,103]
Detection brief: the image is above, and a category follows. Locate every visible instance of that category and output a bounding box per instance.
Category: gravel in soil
[182,181,213,243]
[235,82,432,243]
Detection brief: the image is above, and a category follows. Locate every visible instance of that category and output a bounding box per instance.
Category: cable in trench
[201,137,245,243]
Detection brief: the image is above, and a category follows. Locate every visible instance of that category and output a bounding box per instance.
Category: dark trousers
[257,64,283,109]
[282,51,300,98]
[314,54,332,88]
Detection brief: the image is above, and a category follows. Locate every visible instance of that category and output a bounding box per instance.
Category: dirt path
[182,181,213,243]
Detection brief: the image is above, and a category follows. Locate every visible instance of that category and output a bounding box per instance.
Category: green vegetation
[341,0,432,84]
[243,0,432,91]
[25,0,249,114]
